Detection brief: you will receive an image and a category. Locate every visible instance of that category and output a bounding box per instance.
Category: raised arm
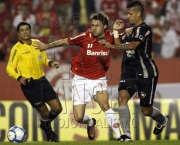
[99,20,140,50]
[33,38,69,51]
[113,19,139,50]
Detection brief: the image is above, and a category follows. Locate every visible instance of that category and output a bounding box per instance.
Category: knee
[40,111,50,119]
[53,106,63,115]
[57,106,63,114]
[100,102,110,111]
[74,115,83,123]
[118,90,130,105]
[141,106,153,116]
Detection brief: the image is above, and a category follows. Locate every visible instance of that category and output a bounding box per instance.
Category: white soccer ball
[7,126,26,143]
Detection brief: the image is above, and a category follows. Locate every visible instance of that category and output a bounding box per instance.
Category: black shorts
[118,76,158,107]
[21,76,58,108]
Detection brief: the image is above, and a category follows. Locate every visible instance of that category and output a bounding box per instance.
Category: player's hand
[19,77,28,85]
[98,39,115,49]
[124,27,133,36]
[113,19,124,30]
[51,61,60,68]
[33,41,47,51]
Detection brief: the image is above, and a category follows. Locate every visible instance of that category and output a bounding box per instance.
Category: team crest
[140,92,146,98]
[38,54,42,60]
[98,83,103,87]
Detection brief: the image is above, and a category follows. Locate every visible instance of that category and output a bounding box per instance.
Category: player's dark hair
[90,12,109,30]
[127,0,144,16]
[17,22,31,32]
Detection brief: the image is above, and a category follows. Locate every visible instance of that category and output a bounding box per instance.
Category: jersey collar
[19,40,32,45]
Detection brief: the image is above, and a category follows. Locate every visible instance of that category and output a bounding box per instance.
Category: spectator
[31,23,45,42]
[165,0,180,35]
[72,0,96,32]
[0,1,12,28]
[152,15,163,57]
[160,21,180,59]
[11,0,33,15]
[36,0,58,36]
[0,16,13,61]
[54,0,71,18]
[100,0,120,19]
[13,4,36,28]
[35,0,55,13]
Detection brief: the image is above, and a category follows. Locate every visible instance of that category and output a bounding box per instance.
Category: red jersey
[68,30,113,79]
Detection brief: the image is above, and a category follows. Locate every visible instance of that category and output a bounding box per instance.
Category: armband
[113,30,119,38]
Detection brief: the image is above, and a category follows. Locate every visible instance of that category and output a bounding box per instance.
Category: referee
[6,22,62,142]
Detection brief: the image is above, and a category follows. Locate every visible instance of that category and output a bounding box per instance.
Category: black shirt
[121,22,158,78]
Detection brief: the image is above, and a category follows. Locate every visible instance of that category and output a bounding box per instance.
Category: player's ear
[104,25,107,30]
[138,11,141,17]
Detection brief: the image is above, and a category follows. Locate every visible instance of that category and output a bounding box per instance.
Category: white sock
[105,108,121,139]
[125,131,131,138]
[81,114,93,126]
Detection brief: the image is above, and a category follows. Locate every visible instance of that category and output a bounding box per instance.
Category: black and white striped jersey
[121,22,158,78]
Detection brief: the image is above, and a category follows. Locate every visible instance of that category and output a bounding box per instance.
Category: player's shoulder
[69,31,87,40]
[31,39,40,42]
[105,30,113,36]
[139,22,151,30]
[12,41,22,49]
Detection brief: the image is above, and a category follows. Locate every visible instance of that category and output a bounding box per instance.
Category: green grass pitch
[1,140,180,145]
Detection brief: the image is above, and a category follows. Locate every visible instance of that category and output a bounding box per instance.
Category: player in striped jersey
[99,0,169,142]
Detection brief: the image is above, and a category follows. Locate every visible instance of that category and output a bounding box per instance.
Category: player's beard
[92,30,104,38]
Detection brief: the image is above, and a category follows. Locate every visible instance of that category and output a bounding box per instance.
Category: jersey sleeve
[41,51,51,66]
[67,32,86,46]
[6,46,20,80]
[132,26,151,42]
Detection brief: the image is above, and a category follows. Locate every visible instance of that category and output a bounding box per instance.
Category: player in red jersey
[33,12,122,141]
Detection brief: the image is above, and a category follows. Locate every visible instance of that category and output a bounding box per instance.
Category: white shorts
[72,74,108,106]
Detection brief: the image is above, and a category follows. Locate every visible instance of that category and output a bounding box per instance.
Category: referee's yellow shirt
[6,39,51,80]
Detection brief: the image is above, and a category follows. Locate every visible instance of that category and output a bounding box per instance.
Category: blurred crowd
[0,0,180,62]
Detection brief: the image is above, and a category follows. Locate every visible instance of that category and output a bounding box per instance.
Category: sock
[151,107,166,125]
[118,105,131,137]
[105,108,121,139]
[40,119,52,134]
[49,110,58,121]
[79,114,93,127]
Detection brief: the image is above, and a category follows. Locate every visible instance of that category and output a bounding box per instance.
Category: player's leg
[138,76,169,135]
[41,77,63,142]
[73,104,96,140]
[20,81,57,142]
[94,90,121,141]
[29,77,60,142]
[46,98,62,121]
[117,78,136,142]
[72,75,96,140]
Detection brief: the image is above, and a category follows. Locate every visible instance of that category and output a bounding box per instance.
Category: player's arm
[100,20,143,50]
[114,41,140,50]
[33,38,69,51]
[6,47,22,81]
[42,51,59,68]
[99,20,138,50]
[113,19,140,50]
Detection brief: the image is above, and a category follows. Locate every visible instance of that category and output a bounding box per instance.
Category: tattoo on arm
[47,41,59,49]
[115,43,133,50]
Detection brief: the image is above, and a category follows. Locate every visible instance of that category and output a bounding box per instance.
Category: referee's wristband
[17,76,22,81]
[49,61,53,67]
[113,30,119,38]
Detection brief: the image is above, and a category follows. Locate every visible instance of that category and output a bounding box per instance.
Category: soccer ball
[7,126,26,143]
